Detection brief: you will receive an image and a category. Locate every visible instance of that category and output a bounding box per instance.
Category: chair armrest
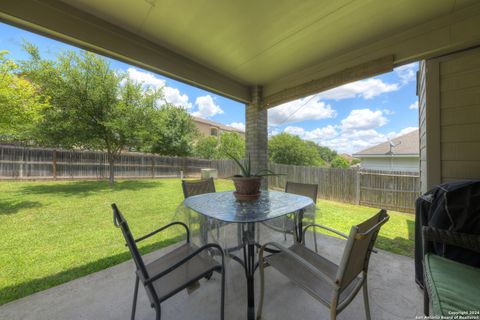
[145,243,224,285]
[423,226,480,254]
[135,221,190,243]
[258,242,336,286]
[302,223,348,241]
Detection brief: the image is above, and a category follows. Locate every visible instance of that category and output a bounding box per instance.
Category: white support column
[245,86,268,189]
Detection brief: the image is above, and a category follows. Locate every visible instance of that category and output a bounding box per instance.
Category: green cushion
[424,253,480,315]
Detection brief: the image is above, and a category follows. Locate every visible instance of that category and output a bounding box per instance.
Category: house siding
[421,47,480,192]
[419,61,429,192]
[360,157,419,172]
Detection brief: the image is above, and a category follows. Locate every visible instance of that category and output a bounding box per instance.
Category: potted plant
[227,153,279,201]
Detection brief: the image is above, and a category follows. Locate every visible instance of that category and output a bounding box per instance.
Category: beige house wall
[421,47,480,192]
[193,119,245,138]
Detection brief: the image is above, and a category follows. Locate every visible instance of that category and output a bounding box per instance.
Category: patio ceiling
[1,0,480,106]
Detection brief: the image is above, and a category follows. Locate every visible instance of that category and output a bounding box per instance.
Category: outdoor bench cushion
[424,253,480,315]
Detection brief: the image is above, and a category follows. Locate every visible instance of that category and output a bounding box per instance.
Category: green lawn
[0,179,414,306]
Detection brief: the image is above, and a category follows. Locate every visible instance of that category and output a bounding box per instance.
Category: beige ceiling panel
[2,0,480,104]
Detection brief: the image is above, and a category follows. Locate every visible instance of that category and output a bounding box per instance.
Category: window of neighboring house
[210,128,218,136]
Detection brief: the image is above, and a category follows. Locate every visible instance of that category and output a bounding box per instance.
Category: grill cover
[415,180,480,287]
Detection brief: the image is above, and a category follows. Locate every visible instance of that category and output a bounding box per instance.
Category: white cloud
[269,128,281,137]
[340,108,388,132]
[387,126,418,139]
[163,87,192,109]
[126,67,192,109]
[319,126,418,154]
[268,95,336,126]
[409,101,419,110]
[395,62,418,85]
[317,78,399,100]
[126,67,165,89]
[284,125,337,141]
[228,122,245,132]
[192,95,224,118]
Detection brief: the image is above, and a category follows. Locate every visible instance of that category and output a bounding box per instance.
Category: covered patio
[1,0,480,319]
[0,233,420,320]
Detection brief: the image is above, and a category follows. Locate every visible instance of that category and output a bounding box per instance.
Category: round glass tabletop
[183,190,314,223]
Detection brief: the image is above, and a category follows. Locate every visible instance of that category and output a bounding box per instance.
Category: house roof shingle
[353,129,419,156]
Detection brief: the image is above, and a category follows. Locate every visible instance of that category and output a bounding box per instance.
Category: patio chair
[181,177,216,198]
[286,182,319,251]
[260,182,319,251]
[111,203,225,320]
[257,209,389,320]
[181,178,220,242]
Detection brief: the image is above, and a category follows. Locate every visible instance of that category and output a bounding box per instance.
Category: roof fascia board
[0,0,251,103]
[264,2,480,104]
[262,55,393,108]
[353,154,419,158]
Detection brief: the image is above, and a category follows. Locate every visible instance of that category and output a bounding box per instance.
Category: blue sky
[1,22,418,154]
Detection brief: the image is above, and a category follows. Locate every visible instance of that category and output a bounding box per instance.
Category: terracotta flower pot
[232,176,262,200]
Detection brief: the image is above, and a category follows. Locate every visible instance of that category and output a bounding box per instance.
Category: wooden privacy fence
[0,145,420,212]
[188,160,421,212]
[0,145,213,179]
[267,163,421,213]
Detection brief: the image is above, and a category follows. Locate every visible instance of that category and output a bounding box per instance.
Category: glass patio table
[181,190,314,320]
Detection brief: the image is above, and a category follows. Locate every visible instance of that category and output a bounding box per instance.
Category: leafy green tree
[194,136,219,159]
[194,131,245,160]
[21,44,160,185]
[269,133,324,166]
[216,132,245,160]
[316,145,337,163]
[144,104,197,156]
[0,50,47,141]
[351,158,361,166]
[331,155,350,168]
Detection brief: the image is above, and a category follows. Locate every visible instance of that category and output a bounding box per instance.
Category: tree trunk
[108,158,115,187]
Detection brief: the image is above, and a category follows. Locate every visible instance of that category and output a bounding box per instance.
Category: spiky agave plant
[226,153,279,177]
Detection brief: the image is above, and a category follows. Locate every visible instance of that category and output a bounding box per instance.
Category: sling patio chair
[260,182,319,251]
[112,203,225,320]
[257,209,389,320]
[181,177,219,243]
[181,177,216,198]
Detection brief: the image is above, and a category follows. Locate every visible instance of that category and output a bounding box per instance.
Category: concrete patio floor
[0,233,422,320]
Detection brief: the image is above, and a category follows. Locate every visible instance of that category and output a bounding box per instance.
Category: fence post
[151,155,155,179]
[355,169,361,205]
[52,150,57,179]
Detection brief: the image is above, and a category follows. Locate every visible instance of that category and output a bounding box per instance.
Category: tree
[316,145,338,163]
[144,104,197,156]
[304,141,337,164]
[194,131,245,160]
[0,50,46,141]
[269,133,324,166]
[21,44,160,185]
[331,155,350,168]
[216,132,245,159]
[194,136,218,159]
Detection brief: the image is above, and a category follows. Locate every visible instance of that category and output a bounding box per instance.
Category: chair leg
[363,279,371,320]
[256,258,266,320]
[313,227,318,252]
[423,288,429,316]
[283,216,287,241]
[330,307,337,320]
[154,304,161,320]
[131,275,139,320]
[220,268,225,320]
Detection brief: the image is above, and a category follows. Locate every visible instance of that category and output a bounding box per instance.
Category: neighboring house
[353,129,419,172]
[192,116,245,138]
